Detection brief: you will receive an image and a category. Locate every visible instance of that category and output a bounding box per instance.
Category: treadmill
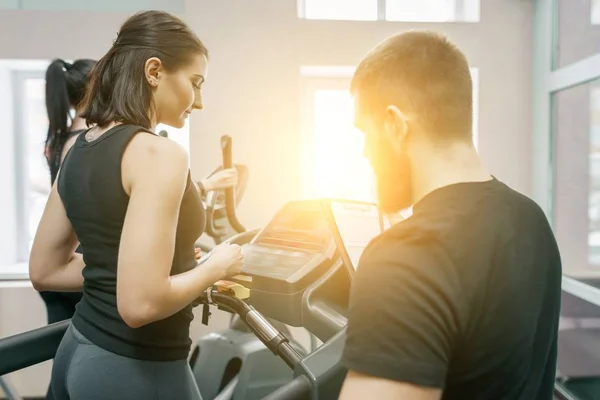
[195,198,386,399]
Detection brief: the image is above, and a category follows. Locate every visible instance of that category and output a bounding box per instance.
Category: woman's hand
[202,242,244,280]
[201,168,238,192]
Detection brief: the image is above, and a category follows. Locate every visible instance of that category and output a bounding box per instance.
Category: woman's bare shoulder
[122,131,189,193]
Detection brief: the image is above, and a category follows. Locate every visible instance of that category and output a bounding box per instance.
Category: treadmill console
[329,201,385,271]
[240,199,384,335]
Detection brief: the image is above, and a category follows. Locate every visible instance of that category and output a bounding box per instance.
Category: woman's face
[150,53,208,129]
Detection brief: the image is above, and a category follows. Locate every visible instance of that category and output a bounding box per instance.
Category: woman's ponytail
[44,58,71,167]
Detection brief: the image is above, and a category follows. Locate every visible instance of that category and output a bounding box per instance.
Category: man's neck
[410,142,492,205]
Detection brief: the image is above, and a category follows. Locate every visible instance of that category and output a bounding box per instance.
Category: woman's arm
[117,134,240,328]
[195,168,238,195]
[29,184,84,291]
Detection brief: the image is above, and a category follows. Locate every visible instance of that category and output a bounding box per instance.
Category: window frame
[0,65,47,280]
[298,0,478,23]
[533,0,600,306]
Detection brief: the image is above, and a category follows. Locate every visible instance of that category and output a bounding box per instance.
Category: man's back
[343,178,562,399]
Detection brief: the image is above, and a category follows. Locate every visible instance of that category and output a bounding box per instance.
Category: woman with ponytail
[42,59,96,312]
[44,58,96,185]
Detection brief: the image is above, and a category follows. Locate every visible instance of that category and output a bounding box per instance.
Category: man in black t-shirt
[339,31,562,400]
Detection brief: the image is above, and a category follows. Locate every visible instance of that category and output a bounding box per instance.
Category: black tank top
[57,124,205,361]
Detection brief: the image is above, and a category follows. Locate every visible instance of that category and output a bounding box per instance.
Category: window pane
[558,285,600,394]
[309,89,375,202]
[553,79,600,277]
[386,0,480,22]
[302,0,378,21]
[556,0,600,68]
[23,78,51,251]
[0,0,18,10]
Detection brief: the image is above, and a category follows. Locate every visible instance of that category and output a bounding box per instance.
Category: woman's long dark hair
[44,58,96,177]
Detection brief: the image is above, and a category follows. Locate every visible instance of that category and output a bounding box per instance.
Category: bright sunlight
[308,89,375,202]
[305,68,478,203]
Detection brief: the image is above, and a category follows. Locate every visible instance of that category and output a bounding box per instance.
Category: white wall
[0,0,533,396]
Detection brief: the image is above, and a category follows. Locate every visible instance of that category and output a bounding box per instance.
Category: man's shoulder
[357,222,455,283]
[484,181,555,245]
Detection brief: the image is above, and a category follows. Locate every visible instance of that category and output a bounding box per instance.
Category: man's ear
[383,105,409,154]
[144,57,163,87]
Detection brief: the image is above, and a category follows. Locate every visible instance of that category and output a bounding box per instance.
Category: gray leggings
[50,324,203,400]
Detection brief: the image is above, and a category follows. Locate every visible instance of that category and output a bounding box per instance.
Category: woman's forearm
[30,253,85,292]
[138,260,222,325]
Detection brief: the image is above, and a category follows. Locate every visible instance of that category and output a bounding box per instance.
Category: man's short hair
[351,30,473,142]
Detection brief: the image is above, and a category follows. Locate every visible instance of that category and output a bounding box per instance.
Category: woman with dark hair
[39,58,96,328]
[29,10,243,399]
[44,58,96,184]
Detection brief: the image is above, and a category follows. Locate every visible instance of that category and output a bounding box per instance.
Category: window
[0,0,19,10]
[534,1,600,395]
[299,0,480,22]
[301,69,375,202]
[386,0,479,22]
[19,75,51,255]
[7,63,51,264]
[301,0,378,21]
[554,79,600,272]
[310,88,375,202]
[594,0,600,25]
[0,59,49,277]
[301,66,479,203]
[556,0,600,68]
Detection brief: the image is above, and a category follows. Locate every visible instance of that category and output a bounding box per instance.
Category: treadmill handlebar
[262,375,312,400]
[220,135,246,233]
[0,319,70,376]
[199,289,303,369]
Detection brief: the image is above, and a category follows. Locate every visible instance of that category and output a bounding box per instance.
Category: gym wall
[186,0,533,230]
[0,0,533,397]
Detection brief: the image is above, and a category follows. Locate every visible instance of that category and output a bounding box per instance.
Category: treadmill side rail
[293,329,347,400]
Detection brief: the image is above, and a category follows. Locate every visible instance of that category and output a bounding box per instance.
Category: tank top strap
[58,124,156,199]
[77,124,155,149]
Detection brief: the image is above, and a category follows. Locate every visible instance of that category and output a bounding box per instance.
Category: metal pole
[0,376,23,400]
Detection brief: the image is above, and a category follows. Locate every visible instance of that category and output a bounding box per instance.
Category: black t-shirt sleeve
[342,235,465,388]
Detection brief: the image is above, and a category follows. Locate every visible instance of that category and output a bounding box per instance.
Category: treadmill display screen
[256,205,331,252]
[330,201,384,271]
